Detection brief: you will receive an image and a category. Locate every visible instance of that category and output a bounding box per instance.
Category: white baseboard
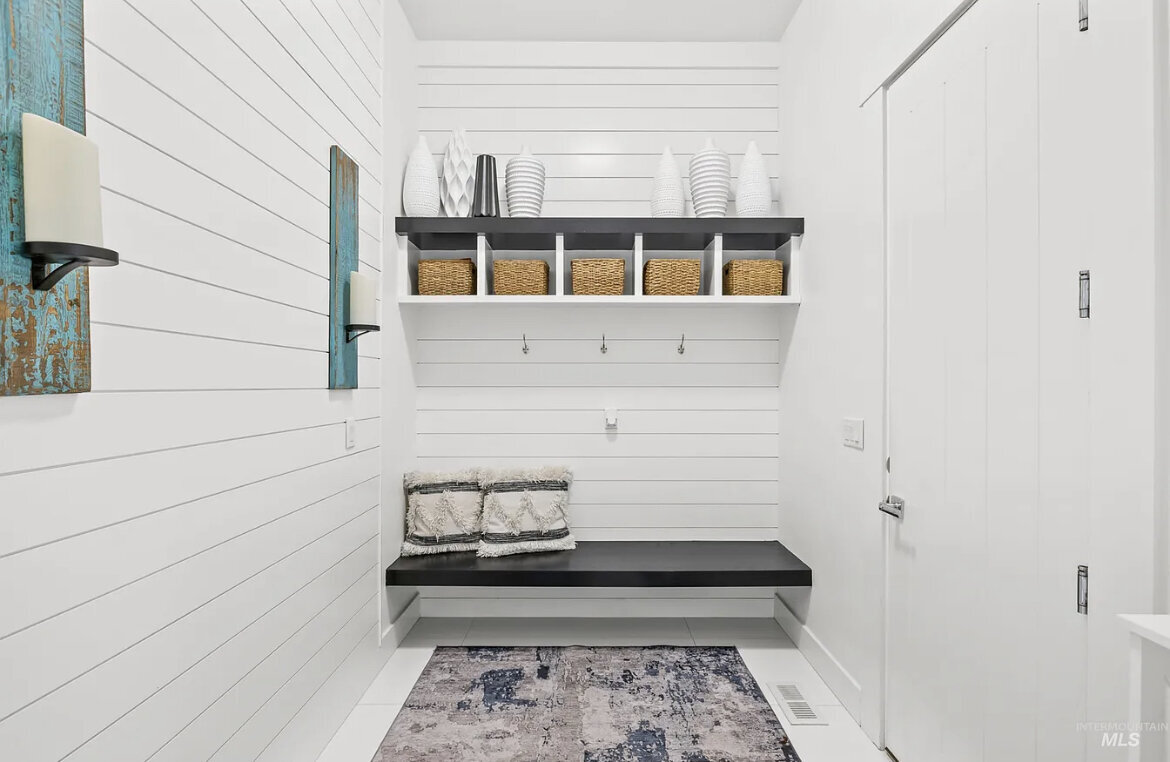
[421,595,775,618]
[773,593,862,720]
[382,593,421,645]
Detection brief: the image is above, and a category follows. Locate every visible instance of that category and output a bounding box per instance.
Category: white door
[884,1,1082,760]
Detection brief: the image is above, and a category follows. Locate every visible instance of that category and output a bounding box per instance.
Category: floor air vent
[769,683,827,726]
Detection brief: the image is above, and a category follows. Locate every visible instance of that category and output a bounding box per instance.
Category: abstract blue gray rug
[373,645,802,761]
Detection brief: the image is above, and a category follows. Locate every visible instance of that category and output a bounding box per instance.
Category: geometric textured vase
[403,135,440,216]
[440,129,475,218]
[688,138,731,218]
[650,147,685,218]
[505,145,546,218]
[735,140,773,218]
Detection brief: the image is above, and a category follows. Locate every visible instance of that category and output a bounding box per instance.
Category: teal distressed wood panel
[329,145,359,390]
[1,0,91,396]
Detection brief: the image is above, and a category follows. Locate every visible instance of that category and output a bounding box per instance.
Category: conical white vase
[403,136,440,216]
[651,147,685,218]
[688,138,730,218]
[735,140,773,218]
[440,129,474,217]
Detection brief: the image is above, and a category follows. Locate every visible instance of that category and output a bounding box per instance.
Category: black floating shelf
[385,540,812,588]
[395,217,804,252]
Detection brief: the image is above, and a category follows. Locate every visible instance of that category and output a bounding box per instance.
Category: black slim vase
[472,154,500,218]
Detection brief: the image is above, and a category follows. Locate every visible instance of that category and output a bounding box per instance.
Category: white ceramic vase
[440,129,475,217]
[505,146,546,218]
[403,136,440,216]
[735,140,772,217]
[688,138,731,218]
[650,147,685,218]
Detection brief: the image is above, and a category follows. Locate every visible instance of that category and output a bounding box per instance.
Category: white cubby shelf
[395,217,804,305]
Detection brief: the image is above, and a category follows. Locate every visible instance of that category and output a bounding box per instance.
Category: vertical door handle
[879,495,905,519]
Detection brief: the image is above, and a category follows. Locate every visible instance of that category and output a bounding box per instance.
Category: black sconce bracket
[21,241,119,291]
[346,323,380,343]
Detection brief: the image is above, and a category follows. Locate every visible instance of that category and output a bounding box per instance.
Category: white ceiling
[398,0,803,42]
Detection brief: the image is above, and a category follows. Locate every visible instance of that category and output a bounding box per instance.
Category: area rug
[372,645,801,762]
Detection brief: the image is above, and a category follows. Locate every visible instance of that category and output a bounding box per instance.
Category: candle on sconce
[19,113,120,291]
[349,271,377,327]
[23,113,104,248]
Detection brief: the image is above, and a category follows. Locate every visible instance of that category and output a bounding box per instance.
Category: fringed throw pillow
[478,467,575,557]
[401,469,482,556]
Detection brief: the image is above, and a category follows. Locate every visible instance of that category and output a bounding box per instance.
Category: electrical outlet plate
[843,418,864,449]
[345,418,356,449]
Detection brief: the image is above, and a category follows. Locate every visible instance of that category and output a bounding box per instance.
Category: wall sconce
[20,113,118,291]
[346,270,380,342]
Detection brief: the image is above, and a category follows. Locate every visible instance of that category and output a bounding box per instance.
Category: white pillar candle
[22,113,104,246]
[349,271,377,326]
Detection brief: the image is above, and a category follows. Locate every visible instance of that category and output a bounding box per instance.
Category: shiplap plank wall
[0,1,383,760]
[417,41,781,217]
[409,37,783,617]
[413,305,782,614]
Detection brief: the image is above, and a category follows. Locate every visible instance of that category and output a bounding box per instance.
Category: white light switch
[345,418,356,449]
[843,418,864,449]
[605,409,618,430]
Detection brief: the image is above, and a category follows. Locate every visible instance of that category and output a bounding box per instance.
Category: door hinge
[1079,0,1088,31]
[1077,565,1089,614]
[1079,270,1090,318]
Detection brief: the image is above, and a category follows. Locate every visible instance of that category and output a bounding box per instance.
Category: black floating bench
[385,541,812,588]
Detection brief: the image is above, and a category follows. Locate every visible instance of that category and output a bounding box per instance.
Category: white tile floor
[317,617,888,762]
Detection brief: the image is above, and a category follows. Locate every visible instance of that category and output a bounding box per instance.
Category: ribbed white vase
[505,145,546,218]
[688,138,730,218]
[650,147,685,218]
[440,129,474,217]
[735,140,773,218]
[403,136,440,216]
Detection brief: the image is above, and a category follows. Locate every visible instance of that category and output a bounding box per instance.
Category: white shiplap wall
[408,41,784,617]
[0,1,386,761]
[411,305,785,617]
[417,41,781,217]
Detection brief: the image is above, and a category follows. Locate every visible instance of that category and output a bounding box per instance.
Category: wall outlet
[843,418,864,449]
[345,418,356,449]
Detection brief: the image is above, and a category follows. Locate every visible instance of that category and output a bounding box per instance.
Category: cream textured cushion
[401,469,482,556]
[478,466,575,557]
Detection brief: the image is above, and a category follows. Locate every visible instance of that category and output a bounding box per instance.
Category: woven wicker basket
[723,259,784,296]
[644,259,701,296]
[418,258,476,295]
[571,258,625,295]
[493,259,549,295]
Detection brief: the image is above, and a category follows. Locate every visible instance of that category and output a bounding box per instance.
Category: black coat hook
[601,334,607,354]
[678,334,685,355]
[522,334,530,354]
